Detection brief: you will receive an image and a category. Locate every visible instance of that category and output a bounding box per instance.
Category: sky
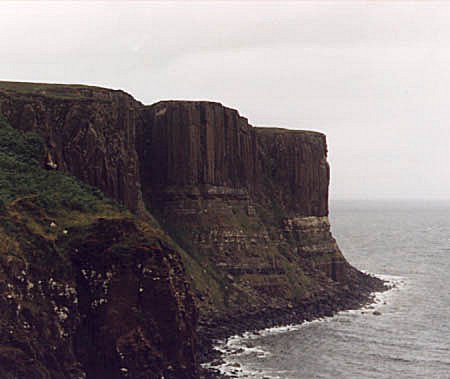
[1,1,449,200]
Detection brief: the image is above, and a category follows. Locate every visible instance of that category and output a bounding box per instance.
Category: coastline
[200,271,392,378]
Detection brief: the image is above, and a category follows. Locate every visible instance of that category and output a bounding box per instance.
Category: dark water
[209,200,450,379]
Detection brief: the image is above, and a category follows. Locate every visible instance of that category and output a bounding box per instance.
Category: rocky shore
[200,270,386,378]
[0,81,386,378]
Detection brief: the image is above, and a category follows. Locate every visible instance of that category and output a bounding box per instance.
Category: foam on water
[204,273,406,378]
[205,202,450,378]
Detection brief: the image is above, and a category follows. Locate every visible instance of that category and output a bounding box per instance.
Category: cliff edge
[137,101,383,342]
[0,81,384,378]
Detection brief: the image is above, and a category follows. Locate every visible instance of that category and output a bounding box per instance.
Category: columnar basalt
[0,81,384,378]
[136,100,374,325]
[254,127,329,216]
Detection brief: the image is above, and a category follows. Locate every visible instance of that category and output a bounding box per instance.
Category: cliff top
[0,80,324,137]
[0,80,128,101]
[147,100,247,122]
[149,99,225,108]
[255,126,325,137]
[148,100,324,137]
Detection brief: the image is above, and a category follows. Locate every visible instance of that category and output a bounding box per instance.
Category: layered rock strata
[0,81,384,378]
[137,101,376,324]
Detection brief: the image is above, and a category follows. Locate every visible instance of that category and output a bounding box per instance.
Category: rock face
[254,127,329,216]
[0,82,142,211]
[0,81,384,378]
[137,101,328,216]
[0,216,197,379]
[67,219,197,379]
[0,120,198,379]
[136,101,377,326]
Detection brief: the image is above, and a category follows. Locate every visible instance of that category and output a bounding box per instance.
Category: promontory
[0,81,384,379]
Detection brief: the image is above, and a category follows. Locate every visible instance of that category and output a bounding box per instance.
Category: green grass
[0,115,189,278]
[0,117,114,213]
[0,115,135,281]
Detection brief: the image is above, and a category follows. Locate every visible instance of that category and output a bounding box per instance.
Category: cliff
[0,120,198,378]
[0,82,142,212]
[137,101,328,216]
[137,102,382,331]
[0,81,384,378]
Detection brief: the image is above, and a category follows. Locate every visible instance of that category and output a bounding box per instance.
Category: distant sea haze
[212,200,450,378]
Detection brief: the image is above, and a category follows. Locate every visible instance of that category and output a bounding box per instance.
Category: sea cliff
[0,81,384,378]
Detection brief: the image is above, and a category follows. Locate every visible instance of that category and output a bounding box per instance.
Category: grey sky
[1,1,449,200]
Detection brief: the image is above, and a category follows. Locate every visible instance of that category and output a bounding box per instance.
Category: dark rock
[68,219,198,378]
[0,82,387,379]
[0,83,143,212]
[136,100,384,328]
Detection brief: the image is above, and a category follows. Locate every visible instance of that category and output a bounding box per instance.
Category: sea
[207,200,450,379]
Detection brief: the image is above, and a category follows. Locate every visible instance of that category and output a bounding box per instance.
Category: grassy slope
[0,113,214,312]
[0,116,203,377]
[0,114,127,234]
[0,117,123,376]
[0,115,135,292]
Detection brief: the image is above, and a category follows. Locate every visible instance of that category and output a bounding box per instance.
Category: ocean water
[209,200,450,379]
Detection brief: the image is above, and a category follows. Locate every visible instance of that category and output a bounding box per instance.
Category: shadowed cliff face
[68,219,198,379]
[0,114,198,379]
[137,101,256,191]
[137,101,328,216]
[254,127,329,217]
[136,101,368,323]
[0,82,384,377]
[0,215,198,379]
[0,82,142,212]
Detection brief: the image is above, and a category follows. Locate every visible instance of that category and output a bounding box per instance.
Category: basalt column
[137,101,353,320]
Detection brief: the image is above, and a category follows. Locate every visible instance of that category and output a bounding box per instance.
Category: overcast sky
[1,1,449,200]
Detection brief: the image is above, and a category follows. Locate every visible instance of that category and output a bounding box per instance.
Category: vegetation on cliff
[0,115,112,213]
[0,116,198,379]
[0,82,385,378]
